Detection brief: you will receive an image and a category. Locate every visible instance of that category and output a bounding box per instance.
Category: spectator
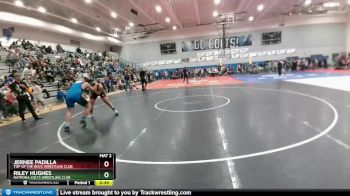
[56,88,65,103]
[124,72,130,91]
[76,47,82,54]
[44,66,54,83]
[4,75,14,85]
[45,46,53,54]
[0,89,9,121]
[9,73,42,121]
[31,80,50,113]
[6,90,18,116]
[8,70,17,79]
[22,65,33,80]
[56,44,64,53]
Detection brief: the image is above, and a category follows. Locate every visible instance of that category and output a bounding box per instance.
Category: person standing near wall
[139,68,147,91]
[277,61,283,76]
[124,71,130,91]
[183,67,189,83]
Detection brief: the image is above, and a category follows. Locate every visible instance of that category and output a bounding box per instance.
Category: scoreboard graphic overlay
[7,153,116,186]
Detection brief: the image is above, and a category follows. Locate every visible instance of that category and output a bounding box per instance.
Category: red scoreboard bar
[7,153,116,186]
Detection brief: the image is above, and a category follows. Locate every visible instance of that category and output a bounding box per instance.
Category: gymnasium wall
[121,23,346,70]
[0,23,110,52]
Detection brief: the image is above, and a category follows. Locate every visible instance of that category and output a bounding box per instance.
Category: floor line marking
[58,86,339,165]
[322,98,350,110]
[117,128,148,159]
[155,95,230,113]
[210,87,240,189]
[287,113,350,150]
[36,146,50,153]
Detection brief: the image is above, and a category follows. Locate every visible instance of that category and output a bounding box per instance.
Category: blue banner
[2,188,57,196]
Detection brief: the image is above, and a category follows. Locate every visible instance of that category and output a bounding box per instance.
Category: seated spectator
[56,44,64,53]
[76,47,82,54]
[8,70,17,79]
[44,66,54,83]
[45,46,53,54]
[25,41,33,50]
[22,65,34,80]
[6,90,18,117]
[4,75,14,85]
[56,88,65,103]
[0,89,9,120]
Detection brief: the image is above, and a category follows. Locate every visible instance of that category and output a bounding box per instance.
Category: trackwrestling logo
[5,189,11,195]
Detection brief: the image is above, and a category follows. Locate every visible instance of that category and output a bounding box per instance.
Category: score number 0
[103,160,110,178]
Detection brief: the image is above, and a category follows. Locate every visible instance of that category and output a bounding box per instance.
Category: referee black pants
[141,79,147,91]
[18,97,38,120]
[183,75,189,83]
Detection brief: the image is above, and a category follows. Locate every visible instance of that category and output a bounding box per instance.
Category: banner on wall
[262,31,282,45]
[181,35,252,52]
[160,42,177,55]
[2,27,15,41]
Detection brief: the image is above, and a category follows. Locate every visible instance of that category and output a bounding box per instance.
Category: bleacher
[0,50,61,105]
[40,81,60,104]
[0,51,9,77]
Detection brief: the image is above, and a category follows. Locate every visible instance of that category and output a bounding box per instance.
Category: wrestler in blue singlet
[66,81,88,108]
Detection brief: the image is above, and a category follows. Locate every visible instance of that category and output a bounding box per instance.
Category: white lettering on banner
[183,35,251,52]
[209,39,214,49]
[194,40,200,50]
[200,40,205,50]
[225,38,230,48]
[230,38,236,47]
[214,39,220,49]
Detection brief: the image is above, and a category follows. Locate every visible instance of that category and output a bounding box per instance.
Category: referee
[9,73,42,121]
[139,68,147,91]
[183,67,189,83]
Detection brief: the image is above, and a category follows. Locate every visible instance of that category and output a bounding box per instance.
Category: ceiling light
[14,0,24,7]
[155,5,162,13]
[214,0,221,5]
[213,10,219,17]
[289,12,292,15]
[348,0,350,5]
[54,25,73,34]
[112,33,119,38]
[172,25,177,30]
[257,4,264,12]
[323,2,340,8]
[165,17,171,23]
[84,0,92,3]
[111,11,117,18]
[305,0,311,6]
[38,6,46,13]
[71,18,78,23]
[248,16,254,21]
[0,12,45,27]
[107,36,121,44]
[96,27,101,32]
[82,33,104,41]
[129,22,134,27]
